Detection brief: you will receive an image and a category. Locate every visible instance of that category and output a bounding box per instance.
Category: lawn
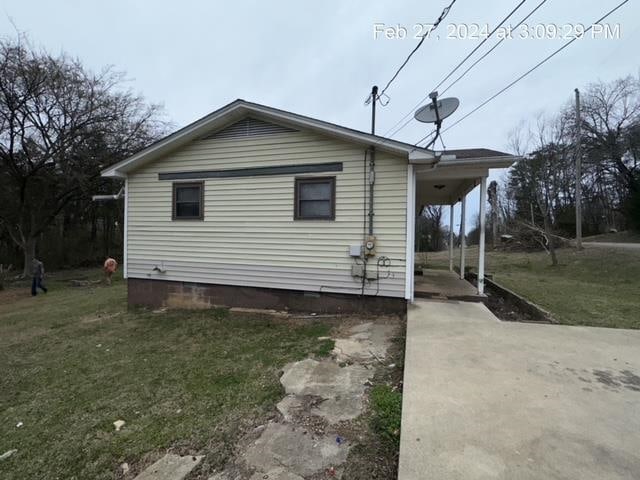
[582,230,640,243]
[426,245,640,329]
[0,269,333,479]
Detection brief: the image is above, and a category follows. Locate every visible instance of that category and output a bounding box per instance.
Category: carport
[405,148,516,300]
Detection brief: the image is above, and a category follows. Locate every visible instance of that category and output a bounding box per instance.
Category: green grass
[0,269,332,479]
[426,246,640,329]
[369,385,402,449]
[582,230,640,243]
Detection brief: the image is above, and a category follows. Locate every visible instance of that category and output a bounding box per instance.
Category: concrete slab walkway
[399,299,640,480]
[415,269,481,301]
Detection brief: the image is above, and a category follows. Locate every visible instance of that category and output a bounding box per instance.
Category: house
[102,100,516,313]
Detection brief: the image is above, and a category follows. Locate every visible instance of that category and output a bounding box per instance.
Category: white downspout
[459,194,466,280]
[123,177,128,279]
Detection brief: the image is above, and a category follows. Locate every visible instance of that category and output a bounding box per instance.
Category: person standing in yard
[103,257,118,285]
[31,257,47,296]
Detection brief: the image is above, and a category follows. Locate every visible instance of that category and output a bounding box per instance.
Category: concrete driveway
[399,300,640,480]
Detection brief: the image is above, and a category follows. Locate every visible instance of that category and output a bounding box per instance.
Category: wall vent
[204,117,298,140]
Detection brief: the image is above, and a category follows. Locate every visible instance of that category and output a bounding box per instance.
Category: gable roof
[101,99,436,177]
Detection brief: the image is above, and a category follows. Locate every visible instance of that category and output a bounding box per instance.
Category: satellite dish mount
[429,91,442,130]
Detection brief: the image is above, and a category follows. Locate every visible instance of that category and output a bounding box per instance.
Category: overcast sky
[2,0,638,224]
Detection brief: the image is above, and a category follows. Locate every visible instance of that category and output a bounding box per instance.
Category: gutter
[92,187,124,202]
[437,155,521,168]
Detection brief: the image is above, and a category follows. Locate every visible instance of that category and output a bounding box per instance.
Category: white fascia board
[408,150,437,164]
[102,170,127,178]
[101,100,435,177]
[101,102,244,177]
[437,155,519,169]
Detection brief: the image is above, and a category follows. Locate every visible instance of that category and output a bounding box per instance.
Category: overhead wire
[432,0,526,92]
[439,0,549,96]
[371,0,458,104]
[382,0,530,138]
[421,0,631,143]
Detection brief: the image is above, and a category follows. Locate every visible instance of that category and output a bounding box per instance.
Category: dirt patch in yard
[340,321,406,480]
[483,290,545,323]
[467,273,555,324]
[0,287,30,305]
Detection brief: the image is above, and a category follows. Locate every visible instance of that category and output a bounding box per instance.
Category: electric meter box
[364,235,376,256]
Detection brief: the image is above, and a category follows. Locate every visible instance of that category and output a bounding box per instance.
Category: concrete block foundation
[127,278,407,315]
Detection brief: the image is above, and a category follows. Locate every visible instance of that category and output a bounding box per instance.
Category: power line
[432,0,526,92]
[374,0,457,103]
[440,0,549,96]
[415,128,437,147]
[413,0,550,146]
[382,0,529,138]
[432,0,630,140]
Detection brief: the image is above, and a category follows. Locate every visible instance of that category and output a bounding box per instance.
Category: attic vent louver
[205,117,297,140]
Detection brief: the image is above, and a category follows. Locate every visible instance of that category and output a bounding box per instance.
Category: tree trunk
[491,213,498,247]
[541,211,558,266]
[22,237,36,277]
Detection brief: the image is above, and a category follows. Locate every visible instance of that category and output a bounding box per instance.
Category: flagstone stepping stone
[249,467,304,479]
[244,422,349,478]
[133,453,203,480]
[279,358,371,423]
[332,322,396,363]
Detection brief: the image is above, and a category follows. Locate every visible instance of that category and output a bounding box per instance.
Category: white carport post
[478,176,487,295]
[448,204,454,272]
[405,164,416,302]
[459,194,466,279]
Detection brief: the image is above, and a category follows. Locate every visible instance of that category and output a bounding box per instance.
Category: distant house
[102,100,515,313]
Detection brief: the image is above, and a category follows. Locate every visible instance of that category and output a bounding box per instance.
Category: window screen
[295,177,335,220]
[173,182,203,220]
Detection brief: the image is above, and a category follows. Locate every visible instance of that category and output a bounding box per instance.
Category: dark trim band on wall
[158,162,343,181]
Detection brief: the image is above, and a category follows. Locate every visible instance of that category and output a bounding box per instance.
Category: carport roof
[442,148,512,159]
[415,148,519,206]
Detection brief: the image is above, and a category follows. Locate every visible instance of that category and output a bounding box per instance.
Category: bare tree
[487,180,499,246]
[581,77,640,189]
[580,77,640,229]
[0,35,165,275]
[502,74,640,256]
[507,115,572,265]
[415,205,445,252]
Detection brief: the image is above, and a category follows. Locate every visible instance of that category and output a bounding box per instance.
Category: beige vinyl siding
[126,129,408,298]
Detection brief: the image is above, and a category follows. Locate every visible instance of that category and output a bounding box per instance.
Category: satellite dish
[414,97,460,123]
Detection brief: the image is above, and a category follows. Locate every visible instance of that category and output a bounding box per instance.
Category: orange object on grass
[104,258,118,273]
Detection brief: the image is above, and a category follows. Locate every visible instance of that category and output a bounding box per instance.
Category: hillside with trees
[479,75,640,261]
[0,35,166,276]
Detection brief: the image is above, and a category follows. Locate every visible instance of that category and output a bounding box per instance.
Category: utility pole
[370,85,378,135]
[574,88,583,250]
